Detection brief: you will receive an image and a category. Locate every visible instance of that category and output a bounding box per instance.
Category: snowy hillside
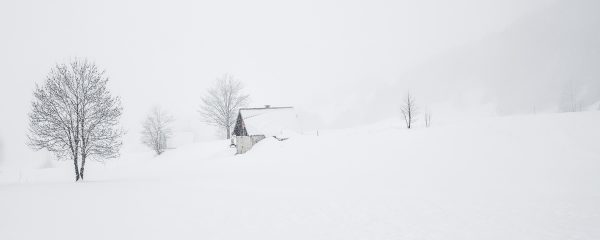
[347,0,600,123]
[1,112,600,239]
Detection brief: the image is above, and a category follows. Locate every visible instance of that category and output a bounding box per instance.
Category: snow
[1,112,600,239]
[239,107,301,138]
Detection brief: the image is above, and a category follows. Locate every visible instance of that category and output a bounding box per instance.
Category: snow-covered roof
[238,107,300,137]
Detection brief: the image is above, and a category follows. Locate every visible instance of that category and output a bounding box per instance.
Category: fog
[0,138,3,166]
[3,0,598,168]
[339,0,600,125]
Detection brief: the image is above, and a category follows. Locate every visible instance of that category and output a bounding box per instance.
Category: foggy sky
[337,0,600,126]
[0,0,580,168]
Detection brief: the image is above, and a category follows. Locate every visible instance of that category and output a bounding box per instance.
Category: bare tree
[198,74,249,139]
[141,106,174,155]
[400,92,418,129]
[28,59,123,181]
[424,111,432,128]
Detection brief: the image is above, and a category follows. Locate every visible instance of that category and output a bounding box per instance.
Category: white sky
[0,0,559,167]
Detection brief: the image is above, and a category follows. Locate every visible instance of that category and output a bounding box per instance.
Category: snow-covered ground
[1,112,599,240]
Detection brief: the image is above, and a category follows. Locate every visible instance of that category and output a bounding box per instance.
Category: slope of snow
[1,112,599,239]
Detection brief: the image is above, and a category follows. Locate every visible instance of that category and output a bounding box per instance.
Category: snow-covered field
[1,112,599,240]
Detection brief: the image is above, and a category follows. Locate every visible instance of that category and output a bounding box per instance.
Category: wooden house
[232,106,300,154]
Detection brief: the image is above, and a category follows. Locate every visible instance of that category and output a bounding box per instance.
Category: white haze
[346,0,600,126]
[4,0,598,168]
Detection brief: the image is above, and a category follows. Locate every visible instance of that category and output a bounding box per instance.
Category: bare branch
[27,59,123,181]
[141,106,174,155]
[400,91,418,129]
[198,74,249,139]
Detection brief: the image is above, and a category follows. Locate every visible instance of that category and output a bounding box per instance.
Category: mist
[0,137,3,166]
[2,0,597,168]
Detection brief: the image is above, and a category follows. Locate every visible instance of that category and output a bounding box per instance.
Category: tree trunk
[79,155,86,180]
[73,155,80,181]
[226,127,231,139]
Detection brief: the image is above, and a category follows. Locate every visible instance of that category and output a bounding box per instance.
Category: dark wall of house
[233,112,248,136]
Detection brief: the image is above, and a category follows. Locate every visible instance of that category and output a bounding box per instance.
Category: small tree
[198,74,249,139]
[400,92,417,129]
[424,111,432,128]
[28,59,123,181]
[141,106,174,155]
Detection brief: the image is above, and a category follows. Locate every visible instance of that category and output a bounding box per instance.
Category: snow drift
[0,112,599,239]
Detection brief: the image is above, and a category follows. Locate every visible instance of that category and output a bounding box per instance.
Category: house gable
[233,112,248,136]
